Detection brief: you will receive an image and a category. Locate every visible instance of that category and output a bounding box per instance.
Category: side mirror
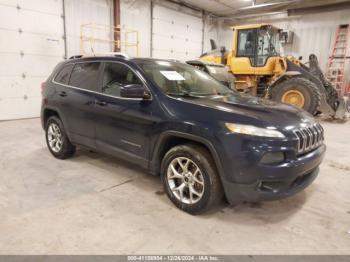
[120,84,150,99]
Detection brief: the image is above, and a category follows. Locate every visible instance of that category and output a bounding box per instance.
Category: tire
[270,77,321,115]
[161,143,223,215]
[45,116,75,159]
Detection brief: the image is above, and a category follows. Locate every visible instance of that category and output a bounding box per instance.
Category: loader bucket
[292,54,349,120]
[334,96,350,120]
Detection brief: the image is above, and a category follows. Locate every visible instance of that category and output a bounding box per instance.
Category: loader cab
[231,24,281,75]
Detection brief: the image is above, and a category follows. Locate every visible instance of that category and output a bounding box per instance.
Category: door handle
[95,100,107,106]
[59,91,67,97]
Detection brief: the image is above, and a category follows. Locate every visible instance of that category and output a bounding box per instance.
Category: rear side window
[54,64,73,85]
[69,62,101,91]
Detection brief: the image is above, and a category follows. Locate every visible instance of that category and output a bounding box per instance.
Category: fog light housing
[260,152,285,165]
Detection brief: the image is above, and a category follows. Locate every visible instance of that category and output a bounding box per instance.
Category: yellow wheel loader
[194,24,348,119]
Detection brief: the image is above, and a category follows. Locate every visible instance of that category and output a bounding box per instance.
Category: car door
[52,63,74,128]
[94,61,156,168]
[60,61,103,148]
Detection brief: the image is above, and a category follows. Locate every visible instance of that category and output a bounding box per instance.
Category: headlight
[225,123,285,138]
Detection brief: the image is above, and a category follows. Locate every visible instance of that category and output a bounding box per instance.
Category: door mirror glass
[120,84,150,99]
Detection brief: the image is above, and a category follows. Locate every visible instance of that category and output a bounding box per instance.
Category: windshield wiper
[167,91,231,97]
[167,91,199,97]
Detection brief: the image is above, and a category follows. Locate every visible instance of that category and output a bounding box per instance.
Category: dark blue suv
[41,54,326,214]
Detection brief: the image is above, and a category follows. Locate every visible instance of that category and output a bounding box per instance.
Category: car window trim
[51,60,152,101]
[53,63,74,85]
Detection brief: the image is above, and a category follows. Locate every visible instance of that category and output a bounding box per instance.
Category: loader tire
[270,77,322,115]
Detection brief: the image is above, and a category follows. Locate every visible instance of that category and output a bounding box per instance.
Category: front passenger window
[102,63,142,97]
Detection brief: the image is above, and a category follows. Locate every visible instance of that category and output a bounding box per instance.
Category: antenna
[90,45,96,57]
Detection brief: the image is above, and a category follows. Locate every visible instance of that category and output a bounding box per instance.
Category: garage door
[0,0,64,120]
[64,0,113,58]
[0,0,113,120]
[152,4,203,61]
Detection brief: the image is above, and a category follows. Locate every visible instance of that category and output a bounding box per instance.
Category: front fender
[149,131,225,180]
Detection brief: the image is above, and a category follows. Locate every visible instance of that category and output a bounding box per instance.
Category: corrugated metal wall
[275,10,350,74]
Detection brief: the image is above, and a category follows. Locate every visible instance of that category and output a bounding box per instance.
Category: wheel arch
[150,131,224,180]
[41,106,69,134]
[42,107,61,128]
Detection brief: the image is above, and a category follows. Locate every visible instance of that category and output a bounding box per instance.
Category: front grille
[294,123,324,154]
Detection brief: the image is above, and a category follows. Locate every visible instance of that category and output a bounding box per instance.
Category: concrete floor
[0,118,349,255]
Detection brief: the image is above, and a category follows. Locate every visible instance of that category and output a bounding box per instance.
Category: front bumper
[221,144,326,204]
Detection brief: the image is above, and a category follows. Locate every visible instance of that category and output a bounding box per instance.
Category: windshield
[136,60,234,97]
[206,65,234,81]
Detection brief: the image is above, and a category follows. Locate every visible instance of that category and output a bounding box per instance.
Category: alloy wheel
[167,157,205,204]
[47,123,63,153]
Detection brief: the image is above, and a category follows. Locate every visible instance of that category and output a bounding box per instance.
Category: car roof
[65,54,182,65]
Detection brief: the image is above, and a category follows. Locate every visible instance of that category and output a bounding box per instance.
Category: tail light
[41,82,46,95]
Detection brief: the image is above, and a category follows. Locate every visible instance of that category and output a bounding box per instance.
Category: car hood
[182,94,316,130]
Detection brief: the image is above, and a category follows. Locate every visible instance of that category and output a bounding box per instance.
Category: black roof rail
[96,52,130,59]
[68,53,130,60]
[69,55,83,59]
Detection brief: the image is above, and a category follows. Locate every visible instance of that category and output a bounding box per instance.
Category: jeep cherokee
[41,55,326,214]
